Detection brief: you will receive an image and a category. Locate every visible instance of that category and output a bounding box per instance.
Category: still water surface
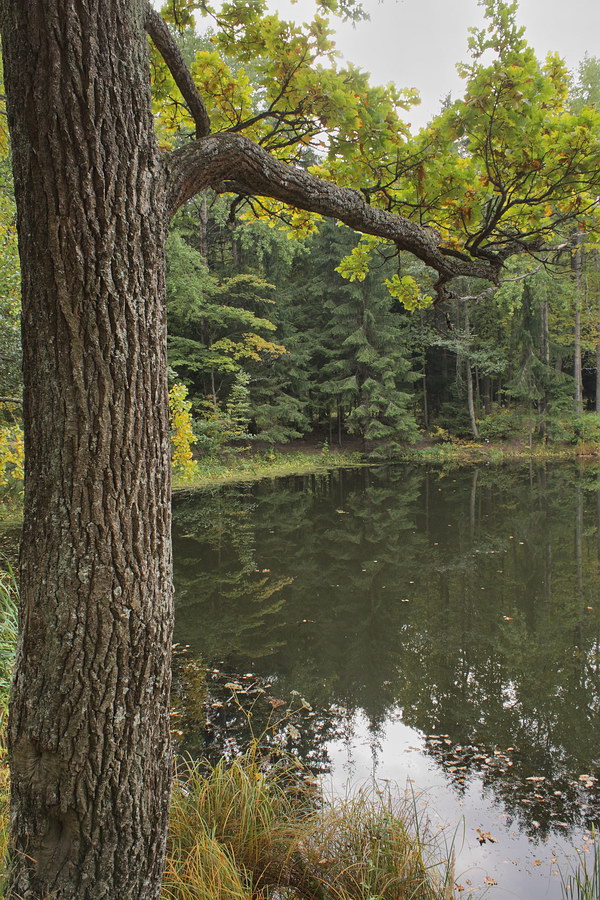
[172,464,600,899]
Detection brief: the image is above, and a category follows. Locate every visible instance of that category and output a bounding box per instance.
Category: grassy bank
[173,440,600,492]
[1,442,597,515]
[395,441,582,465]
[165,755,454,900]
[173,447,365,491]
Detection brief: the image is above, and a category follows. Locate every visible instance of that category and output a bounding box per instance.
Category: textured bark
[145,3,211,138]
[2,1,172,898]
[164,134,506,296]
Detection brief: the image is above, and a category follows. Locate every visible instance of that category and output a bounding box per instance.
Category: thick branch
[0,396,22,404]
[145,3,211,138]
[164,133,506,291]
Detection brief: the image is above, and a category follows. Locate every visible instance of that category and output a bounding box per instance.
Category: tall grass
[164,755,454,900]
[0,569,17,729]
[561,829,600,900]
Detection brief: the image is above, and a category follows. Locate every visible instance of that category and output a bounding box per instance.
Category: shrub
[477,407,526,441]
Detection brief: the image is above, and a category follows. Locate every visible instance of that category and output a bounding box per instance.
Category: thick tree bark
[2,2,172,898]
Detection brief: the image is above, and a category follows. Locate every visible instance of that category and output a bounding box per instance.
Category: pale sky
[272,0,600,129]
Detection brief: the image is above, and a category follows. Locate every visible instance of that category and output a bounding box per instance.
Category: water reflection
[172,464,600,897]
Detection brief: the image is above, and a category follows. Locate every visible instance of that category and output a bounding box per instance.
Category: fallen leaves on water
[477,828,498,845]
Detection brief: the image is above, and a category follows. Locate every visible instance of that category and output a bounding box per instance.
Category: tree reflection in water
[172,464,600,846]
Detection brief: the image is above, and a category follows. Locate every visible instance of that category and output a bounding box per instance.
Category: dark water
[172,464,600,899]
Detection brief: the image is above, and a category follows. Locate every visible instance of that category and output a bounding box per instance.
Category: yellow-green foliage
[0,425,23,487]
[169,384,199,483]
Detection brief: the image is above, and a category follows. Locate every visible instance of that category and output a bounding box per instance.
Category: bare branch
[145,3,211,138]
[0,396,22,405]
[164,133,508,296]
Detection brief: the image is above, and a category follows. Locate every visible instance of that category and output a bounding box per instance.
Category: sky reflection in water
[172,463,600,899]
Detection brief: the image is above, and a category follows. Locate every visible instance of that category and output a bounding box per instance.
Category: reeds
[561,829,600,900]
[163,754,453,900]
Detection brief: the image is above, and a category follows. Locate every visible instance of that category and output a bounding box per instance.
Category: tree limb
[164,133,508,296]
[0,397,22,404]
[145,3,211,138]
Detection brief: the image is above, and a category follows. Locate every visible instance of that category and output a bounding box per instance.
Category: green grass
[0,570,17,729]
[173,448,365,491]
[395,442,578,465]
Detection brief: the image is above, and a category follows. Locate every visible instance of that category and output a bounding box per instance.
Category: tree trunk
[573,234,584,415]
[199,192,209,262]
[595,253,600,415]
[596,335,600,414]
[2,2,173,898]
[463,300,479,439]
[540,295,550,438]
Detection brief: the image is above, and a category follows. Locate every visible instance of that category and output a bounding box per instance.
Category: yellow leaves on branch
[169,383,199,483]
[384,274,433,311]
[210,333,286,362]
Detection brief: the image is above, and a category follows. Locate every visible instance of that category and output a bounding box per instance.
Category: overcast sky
[271,0,600,130]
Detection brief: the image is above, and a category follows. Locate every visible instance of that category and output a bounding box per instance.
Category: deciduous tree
[1,1,599,898]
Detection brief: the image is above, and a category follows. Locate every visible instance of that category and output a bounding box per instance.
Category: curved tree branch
[145,3,211,138]
[164,133,508,294]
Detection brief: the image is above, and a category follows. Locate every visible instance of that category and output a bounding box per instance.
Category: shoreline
[172,440,599,492]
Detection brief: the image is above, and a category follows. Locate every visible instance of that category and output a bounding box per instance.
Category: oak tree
[1,0,599,898]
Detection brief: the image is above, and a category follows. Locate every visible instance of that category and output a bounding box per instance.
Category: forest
[0,0,599,899]
[1,5,600,487]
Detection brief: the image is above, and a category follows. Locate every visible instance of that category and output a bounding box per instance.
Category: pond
[172,463,600,899]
